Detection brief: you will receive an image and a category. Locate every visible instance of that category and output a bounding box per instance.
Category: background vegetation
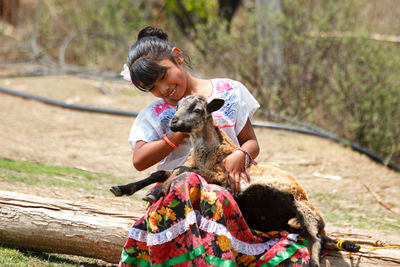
[2,0,400,166]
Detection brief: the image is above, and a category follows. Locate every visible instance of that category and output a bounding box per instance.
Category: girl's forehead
[156,58,175,68]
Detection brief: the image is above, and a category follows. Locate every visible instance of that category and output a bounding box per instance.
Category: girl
[118,26,310,266]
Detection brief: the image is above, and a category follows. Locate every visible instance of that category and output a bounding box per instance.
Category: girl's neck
[185,75,212,99]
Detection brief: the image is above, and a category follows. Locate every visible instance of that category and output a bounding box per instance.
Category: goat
[111,95,360,267]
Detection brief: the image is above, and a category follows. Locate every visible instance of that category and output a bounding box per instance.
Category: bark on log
[0,190,141,264]
[1,190,399,266]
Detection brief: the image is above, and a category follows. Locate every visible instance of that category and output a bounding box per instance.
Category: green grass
[0,158,127,196]
[0,245,113,267]
[0,158,129,266]
[308,190,400,231]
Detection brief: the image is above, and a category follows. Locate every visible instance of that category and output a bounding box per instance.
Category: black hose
[1,86,398,172]
[252,120,399,171]
[0,86,138,117]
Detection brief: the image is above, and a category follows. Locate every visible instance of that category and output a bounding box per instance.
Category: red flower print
[137,241,148,251]
[152,241,177,262]
[173,180,190,201]
[291,246,310,263]
[201,232,216,248]
[269,241,288,256]
[227,219,239,234]
[187,173,201,186]
[124,238,136,248]
[169,245,188,258]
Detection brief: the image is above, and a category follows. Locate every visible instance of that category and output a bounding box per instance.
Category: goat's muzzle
[169,117,192,132]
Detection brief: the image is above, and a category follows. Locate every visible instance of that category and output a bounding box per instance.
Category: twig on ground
[363,183,400,216]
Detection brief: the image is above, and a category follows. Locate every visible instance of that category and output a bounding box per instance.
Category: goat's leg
[321,235,360,252]
[158,165,202,196]
[294,200,325,267]
[110,170,170,197]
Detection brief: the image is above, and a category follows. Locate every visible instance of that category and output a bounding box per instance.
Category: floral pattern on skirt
[118,172,311,266]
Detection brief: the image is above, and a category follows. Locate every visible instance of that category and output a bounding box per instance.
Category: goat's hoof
[142,194,158,203]
[342,241,361,252]
[110,186,123,197]
[309,259,319,267]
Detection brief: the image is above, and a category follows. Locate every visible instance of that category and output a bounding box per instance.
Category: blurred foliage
[31,0,152,69]
[190,0,400,166]
[5,0,400,166]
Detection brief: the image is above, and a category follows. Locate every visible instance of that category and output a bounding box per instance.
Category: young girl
[118,26,310,266]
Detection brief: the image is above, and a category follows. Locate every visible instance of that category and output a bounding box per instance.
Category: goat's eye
[193,108,203,114]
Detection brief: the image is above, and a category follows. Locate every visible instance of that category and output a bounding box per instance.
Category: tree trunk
[255,0,284,95]
[1,190,399,266]
[0,190,141,264]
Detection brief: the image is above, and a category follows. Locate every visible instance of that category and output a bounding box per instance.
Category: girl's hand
[223,150,249,195]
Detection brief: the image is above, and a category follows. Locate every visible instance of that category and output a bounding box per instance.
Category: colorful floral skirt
[118,172,311,267]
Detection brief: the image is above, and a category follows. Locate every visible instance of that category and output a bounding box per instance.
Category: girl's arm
[223,118,260,194]
[133,131,188,171]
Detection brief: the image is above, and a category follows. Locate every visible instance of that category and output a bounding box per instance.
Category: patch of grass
[308,190,400,231]
[1,158,98,179]
[0,158,127,196]
[0,245,114,266]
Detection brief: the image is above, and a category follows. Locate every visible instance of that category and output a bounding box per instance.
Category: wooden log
[0,190,141,264]
[1,190,399,266]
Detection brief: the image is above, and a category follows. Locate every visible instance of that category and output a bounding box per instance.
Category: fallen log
[1,190,399,266]
[0,190,141,264]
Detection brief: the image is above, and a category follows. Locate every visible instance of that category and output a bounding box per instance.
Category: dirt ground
[1,68,400,265]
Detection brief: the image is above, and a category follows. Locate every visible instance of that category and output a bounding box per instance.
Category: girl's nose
[158,81,169,94]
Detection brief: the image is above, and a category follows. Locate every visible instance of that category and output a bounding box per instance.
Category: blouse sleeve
[234,81,260,134]
[128,106,161,151]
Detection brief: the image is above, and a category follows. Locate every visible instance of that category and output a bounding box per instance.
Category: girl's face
[148,56,187,105]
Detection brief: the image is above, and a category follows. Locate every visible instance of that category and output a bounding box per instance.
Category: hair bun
[137,26,168,41]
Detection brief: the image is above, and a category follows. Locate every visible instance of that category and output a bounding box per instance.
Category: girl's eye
[161,71,167,80]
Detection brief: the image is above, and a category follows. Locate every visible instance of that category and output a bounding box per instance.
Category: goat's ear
[207,98,225,113]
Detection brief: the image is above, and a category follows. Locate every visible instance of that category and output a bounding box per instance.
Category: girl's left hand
[223,150,249,195]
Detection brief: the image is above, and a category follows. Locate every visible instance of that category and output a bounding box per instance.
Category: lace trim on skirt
[127,210,297,255]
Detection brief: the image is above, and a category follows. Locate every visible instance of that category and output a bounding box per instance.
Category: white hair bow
[120,64,132,82]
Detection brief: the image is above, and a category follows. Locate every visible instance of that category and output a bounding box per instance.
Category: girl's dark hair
[127,26,188,92]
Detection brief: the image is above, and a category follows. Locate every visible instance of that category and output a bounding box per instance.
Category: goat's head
[169,96,225,133]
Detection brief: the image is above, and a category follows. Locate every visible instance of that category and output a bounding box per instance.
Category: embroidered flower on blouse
[154,102,171,116]
[215,80,233,92]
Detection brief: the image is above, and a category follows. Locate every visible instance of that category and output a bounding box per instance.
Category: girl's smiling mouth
[165,85,177,97]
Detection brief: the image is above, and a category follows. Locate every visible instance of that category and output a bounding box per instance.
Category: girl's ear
[172,47,184,65]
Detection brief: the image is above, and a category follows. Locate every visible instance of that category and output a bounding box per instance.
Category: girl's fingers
[240,172,249,183]
[234,173,240,194]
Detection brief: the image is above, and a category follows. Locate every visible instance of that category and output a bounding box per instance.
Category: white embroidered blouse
[128,78,260,171]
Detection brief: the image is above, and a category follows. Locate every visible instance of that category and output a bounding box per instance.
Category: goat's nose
[170,117,178,126]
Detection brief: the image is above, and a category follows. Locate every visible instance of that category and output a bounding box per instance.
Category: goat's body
[170,126,326,266]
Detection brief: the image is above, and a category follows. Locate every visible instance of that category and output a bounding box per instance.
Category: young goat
[111,96,359,267]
